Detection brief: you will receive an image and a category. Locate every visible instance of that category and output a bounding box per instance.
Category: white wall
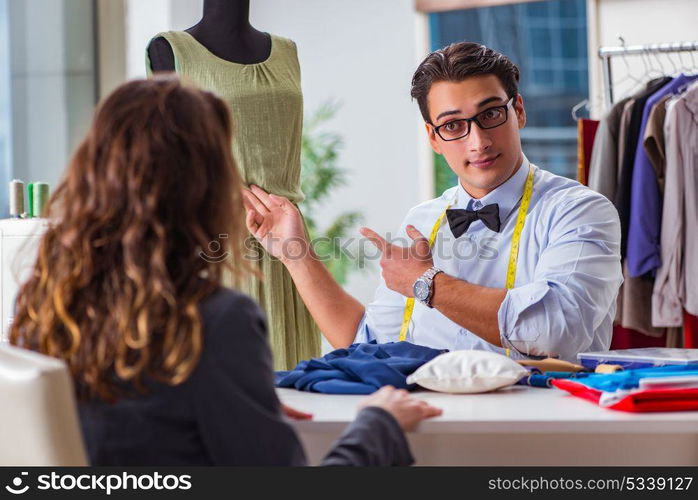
[588,0,698,117]
[125,0,171,78]
[169,0,202,31]
[124,0,203,80]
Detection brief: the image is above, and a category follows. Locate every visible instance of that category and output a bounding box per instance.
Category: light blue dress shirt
[354,156,623,362]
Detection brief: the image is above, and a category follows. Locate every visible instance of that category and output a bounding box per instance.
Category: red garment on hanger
[684,312,698,348]
[577,118,600,185]
[610,325,666,349]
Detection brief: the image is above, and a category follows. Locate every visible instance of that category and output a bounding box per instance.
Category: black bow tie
[446,204,501,237]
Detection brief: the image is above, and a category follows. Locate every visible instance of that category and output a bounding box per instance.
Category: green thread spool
[32,182,49,217]
[27,183,34,218]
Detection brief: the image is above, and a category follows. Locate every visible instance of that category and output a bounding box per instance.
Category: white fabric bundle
[406,349,529,393]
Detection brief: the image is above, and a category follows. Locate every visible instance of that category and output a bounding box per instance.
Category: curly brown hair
[9,75,248,402]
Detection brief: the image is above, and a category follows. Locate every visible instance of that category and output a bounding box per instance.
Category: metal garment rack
[599,40,698,109]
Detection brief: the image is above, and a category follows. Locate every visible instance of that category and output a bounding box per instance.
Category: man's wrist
[428,272,448,307]
[280,239,318,268]
[412,265,443,307]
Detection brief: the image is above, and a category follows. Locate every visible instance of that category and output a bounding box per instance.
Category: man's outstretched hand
[360,225,434,297]
[243,185,310,263]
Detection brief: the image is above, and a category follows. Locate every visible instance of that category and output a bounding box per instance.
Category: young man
[243,42,622,362]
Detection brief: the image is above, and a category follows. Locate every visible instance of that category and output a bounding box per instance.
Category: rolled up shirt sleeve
[498,193,623,361]
[353,313,375,344]
[353,281,407,344]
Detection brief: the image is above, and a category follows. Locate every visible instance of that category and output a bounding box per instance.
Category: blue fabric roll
[516,368,591,388]
[572,365,698,392]
[275,341,448,394]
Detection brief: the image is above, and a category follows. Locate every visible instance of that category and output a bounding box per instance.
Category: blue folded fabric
[275,341,448,394]
[570,365,698,392]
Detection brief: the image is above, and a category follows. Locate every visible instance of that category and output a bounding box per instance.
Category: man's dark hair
[411,42,520,123]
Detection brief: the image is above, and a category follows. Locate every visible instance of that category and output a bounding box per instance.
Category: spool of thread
[9,179,25,217]
[595,364,624,374]
[32,182,49,217]
[27,182,34,217]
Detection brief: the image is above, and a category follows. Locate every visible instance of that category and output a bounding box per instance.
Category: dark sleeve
[320,407,415,466]
[189,291,308,465]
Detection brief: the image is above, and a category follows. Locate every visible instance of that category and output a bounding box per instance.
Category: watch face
[414,280,430,301]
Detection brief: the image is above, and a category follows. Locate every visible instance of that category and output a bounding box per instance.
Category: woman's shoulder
[200,286,265,322]
[199,287,268,343]
[199,286,258,311]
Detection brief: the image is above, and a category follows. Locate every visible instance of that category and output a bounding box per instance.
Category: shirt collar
[680,79,698,120]
[455,155,531,223]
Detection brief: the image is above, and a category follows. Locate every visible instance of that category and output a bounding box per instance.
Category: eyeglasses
[432,96,515,141]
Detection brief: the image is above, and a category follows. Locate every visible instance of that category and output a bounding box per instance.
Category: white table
[277,386,698,466]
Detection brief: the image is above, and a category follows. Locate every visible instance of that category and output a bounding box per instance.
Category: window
[0,0,97,217]
[0,0,11,215]
[429,0,588,195]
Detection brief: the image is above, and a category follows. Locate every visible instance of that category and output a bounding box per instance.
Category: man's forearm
[283,249,365,349]
[430,273,507,347]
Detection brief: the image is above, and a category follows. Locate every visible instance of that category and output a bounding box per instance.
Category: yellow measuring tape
[398,165,535,344]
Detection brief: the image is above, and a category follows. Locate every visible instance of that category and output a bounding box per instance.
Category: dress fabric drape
[147,31,321,370]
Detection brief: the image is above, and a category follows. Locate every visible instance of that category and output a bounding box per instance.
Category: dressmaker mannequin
[145,0,321,371]
[147,0,271,71]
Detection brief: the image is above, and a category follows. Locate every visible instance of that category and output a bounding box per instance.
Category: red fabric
[553,379,698,412]
[577,119,600,186]
[553,378,603,404]
[610,325,666,349]
[684,312,698,348]
[608,388,698,412]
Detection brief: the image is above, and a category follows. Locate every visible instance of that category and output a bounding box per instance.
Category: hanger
[641,49,664,79]
[688,46,698,76]
[676,45,690,73]
[667,49,680,75]
[650,48,666,76]
[571,99,590,121]
[669,42,698,77]
[573,94,606,118]
[610,36,644,100]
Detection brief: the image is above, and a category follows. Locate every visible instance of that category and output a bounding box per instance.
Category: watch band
[418,266,443,308]
[423,266,442,281]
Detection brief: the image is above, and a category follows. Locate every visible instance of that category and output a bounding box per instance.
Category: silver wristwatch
[412,266,443,308]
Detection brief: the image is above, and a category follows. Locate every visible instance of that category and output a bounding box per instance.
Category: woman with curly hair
[9,75,440,466]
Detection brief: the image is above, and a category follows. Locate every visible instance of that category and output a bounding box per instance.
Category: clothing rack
[599,40,698,109]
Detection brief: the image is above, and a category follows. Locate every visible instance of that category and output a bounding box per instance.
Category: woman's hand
[358,385,442,431]
[281,403,313,421]
[242,185,310,263]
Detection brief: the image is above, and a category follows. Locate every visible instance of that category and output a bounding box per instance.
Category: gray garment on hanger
[588,97,631,200]
[643,94,673,193]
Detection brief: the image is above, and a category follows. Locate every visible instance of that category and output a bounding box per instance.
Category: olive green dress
[147,31,320,370]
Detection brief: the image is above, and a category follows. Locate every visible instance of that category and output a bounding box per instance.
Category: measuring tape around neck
[398,165,535,343]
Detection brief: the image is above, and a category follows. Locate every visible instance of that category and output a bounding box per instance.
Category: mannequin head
[411,42,526,198]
